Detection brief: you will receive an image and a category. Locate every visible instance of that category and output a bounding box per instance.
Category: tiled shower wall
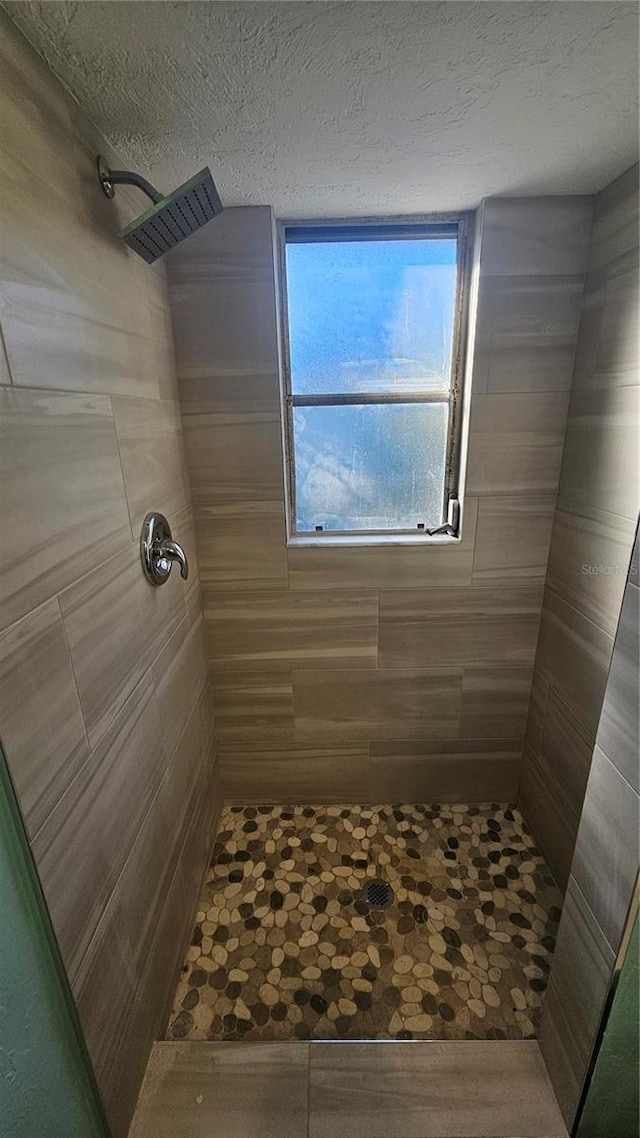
[169,198,593,803]
[0,16,219,1136]
[538,523,639,1127]
[519,165,640,888]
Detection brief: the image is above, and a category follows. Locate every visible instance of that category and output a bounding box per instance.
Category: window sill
[286,532,462,549]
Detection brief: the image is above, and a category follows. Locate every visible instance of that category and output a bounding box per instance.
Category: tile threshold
[129,1039,569,1138]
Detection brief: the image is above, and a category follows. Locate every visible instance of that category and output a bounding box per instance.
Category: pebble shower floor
[167,803,563,1042]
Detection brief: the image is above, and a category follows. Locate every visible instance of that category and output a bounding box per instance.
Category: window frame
[276,212,473,545]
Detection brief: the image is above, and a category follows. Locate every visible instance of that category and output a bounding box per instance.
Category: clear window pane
[286,237,457,396]
[293,402,448,532]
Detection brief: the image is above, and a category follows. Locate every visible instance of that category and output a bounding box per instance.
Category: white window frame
[276,213,473,546]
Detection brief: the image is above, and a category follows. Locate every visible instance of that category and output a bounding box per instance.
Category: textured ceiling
[6,1,639,216]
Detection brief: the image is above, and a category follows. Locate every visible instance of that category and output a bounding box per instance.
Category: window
[278,215,471,542]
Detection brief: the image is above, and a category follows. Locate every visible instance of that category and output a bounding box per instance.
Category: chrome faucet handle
[158,538,189,580]
[140,512,189,586]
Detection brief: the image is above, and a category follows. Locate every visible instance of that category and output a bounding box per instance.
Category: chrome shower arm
[97,156,163,204]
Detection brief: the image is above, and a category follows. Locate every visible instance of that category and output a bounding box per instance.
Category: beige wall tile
[556,384,640,523]
[571,744,639,949]
[112,396,190,535]
[293,668,462,741]
[220,744,369,804]
[73,886,138,1091]
[472,495,556,583]
[204,588,377,671]
[518,746,580,892]
[478,273,584,394]
[169,207,280,380]
[196,505,289,590]
[545,507,635,638]
[466,391,569,495]
[535,588,614,739]
[213,670,295,742]
[596,569,639,792]
[152,603,209,759]
[0,387,132,631]
[0,18,219,1135]
[481,196,593,277]
[368,739,522,803]
[379,585,542,667]
[0,598,90,837]
[461,666,533,738]
[59,545,150,749]
[521,168,639,906]
[182,410,285,508]
[541,878,616,1073]
[588,163,639,269]
[31,676,167,983]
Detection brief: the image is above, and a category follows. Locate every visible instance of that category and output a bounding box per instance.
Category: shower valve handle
[140,512,189,586]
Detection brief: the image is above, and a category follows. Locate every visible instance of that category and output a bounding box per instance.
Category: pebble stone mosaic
[166,803,563,1043]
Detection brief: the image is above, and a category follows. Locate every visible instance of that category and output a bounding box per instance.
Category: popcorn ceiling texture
[5,1,639,216]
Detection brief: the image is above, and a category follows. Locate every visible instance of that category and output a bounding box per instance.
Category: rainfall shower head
[98,156,223,263]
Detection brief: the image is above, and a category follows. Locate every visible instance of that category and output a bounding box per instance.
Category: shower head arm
[97,156,163,204]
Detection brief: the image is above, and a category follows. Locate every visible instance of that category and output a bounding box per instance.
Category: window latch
[420,498,460,537]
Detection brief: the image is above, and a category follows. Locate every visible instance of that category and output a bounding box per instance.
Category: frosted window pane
[293,403,448,532]
[286,238,457,395]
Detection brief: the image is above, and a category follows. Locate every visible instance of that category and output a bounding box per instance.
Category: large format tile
[58,544,149,749]
[73,885,138,1091]
[31,676,166,982]
[472,494,556,583]
[182,410,285,508]
[112,396,190,535]
[151,603,209,758]
[219,744,370,802]
[460,665,533,737]
[196,505,289,590]
[556,383,640,523]
[129,1042,309,1138]
[293,668,462,740]
[545,507,635,638]
[535,588,613,739]
[537,984,585,1128]
[379,585,542,667]
[0,387,132,630]
[475,273,583,394]
[308,1040,567,1137]
[204,588,377,671]
[588,163,639,271]
[481,196,593,277]
[596,573,639,792]
[368,738,522,801]
[169,206,280,381]
[466,391,569,495]
[0,597,90,837]
[212,670,295,742]
[518,746,580,892]
[571,744,639,950]
[536,689,594,826]
[541,877,615,1071]
[1,120,157,399]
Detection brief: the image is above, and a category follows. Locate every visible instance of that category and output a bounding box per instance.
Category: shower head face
[120,167,223,263]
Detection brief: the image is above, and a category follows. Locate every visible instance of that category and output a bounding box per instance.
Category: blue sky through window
[284,232,458,532]
[286,237,457,394]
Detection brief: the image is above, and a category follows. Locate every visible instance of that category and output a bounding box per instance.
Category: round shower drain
[363,878,394,910]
